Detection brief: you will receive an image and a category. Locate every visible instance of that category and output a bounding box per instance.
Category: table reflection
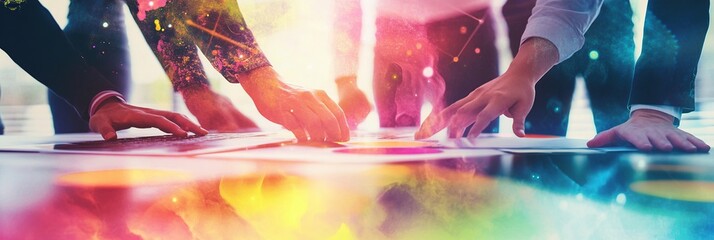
[2,152,714,239]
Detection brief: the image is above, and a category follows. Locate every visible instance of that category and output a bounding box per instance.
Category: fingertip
[102,131,117,141]
[660,144,674,152]
[683,145,698,153]
[639,144,653,152]
[515,128,525,138]
[196,127,209,136]
[291,129,308,142]
[174,129,189,138]
[414,128,426,140]
[340,128,351,142]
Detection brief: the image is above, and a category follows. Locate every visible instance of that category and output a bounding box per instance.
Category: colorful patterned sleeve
[129,0,271,84]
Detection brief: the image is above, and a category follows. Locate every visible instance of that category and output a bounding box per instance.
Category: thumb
[90,119,118,140]
[587,129,617,148]
[509,103,529,137]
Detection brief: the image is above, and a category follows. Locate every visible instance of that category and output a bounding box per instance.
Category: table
[0,132,712,239]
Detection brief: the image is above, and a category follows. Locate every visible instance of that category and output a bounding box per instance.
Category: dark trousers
[48,0,131,133]
[508,0,635,136]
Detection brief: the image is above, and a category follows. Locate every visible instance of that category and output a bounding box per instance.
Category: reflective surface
[1,141,713,239]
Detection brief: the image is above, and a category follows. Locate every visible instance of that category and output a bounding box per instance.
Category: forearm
[522,0,604,62]
[503,37,559,85]
[333,0,363,78]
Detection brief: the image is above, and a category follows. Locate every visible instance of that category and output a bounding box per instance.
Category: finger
[587,129,618,148]
[292,106,326,142]
[281,112,308,141]
[90,118,118,140]
[509,100,530,137]
[467,104,502,138]
[428,93,477,138]
[684,133,711,152]
[416,102,462,139]
[666,132,697,152]
[647,133,673,152]
[447,100,486,138]
[316,91,350,141]
[162,112,209,136]
[415,111,446,139]
[132,113,188,137]
[303,94,339,142]
[620,130,653,151]
[504,111,513,118]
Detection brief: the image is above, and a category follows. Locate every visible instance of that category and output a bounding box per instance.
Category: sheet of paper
[499,147,637,154]
[438,136,590,149]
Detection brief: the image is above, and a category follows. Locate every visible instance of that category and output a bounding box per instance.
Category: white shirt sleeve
[520,0,605,63]
[630,104,683,121]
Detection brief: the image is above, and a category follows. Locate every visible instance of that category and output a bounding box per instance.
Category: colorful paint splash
[127,0,271,90]
[136,0,167,21]
[57,169,193,187]
[3,0,25,11]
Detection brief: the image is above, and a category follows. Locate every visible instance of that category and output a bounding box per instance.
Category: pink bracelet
[89,90,126,117]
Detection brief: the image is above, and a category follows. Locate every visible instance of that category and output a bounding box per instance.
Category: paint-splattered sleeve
[131,0,271,84]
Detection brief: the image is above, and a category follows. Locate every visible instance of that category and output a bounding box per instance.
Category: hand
[415,37,558,139]
[89,98,208,140]
[415,71,534,139]
[240,66,350,142]
[336,75,372,129]
[588,109,710,152]
[181,85,260,132]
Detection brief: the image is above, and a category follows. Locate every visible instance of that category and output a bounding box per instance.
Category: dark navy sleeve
[630,0,710,113]
[0,0,118,120]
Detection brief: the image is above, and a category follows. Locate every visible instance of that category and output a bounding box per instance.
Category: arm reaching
[0,1,207,140]
[415,37,558,139]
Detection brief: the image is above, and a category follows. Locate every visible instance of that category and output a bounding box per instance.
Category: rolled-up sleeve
[521,0,604,63]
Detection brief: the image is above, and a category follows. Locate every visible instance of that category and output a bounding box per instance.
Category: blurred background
[1,0,713,138]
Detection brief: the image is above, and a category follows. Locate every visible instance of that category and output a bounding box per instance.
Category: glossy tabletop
[0,129,713,239]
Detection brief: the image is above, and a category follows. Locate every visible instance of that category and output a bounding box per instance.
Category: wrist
[89,91,126,117]
[336,75,359,97]
[93,97,123,115]
[179,84,211,98]
[238,66,283,98]
[335,75,358,85]
[631,109,675,124]
[505,37,559,85]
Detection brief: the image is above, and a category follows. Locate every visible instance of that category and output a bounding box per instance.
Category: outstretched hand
[240,66,350,142]
[415,71,534,139]
[415,37,559,139]
[181,85,259,132]
[588,109,710,152]
[89,98,208,140]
